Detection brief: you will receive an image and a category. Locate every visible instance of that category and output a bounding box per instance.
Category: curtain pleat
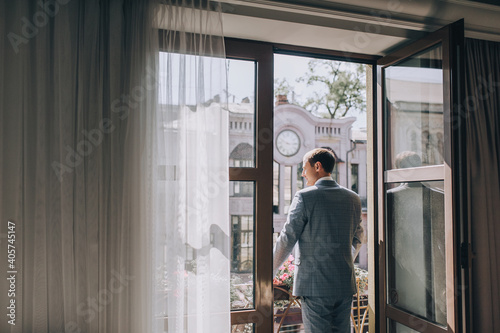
[0,1,159,332]
[465,37,500,333]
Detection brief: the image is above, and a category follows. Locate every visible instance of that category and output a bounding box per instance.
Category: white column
[279,163,285,215]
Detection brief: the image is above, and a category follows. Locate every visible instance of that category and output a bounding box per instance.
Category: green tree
[298,59,366,119]
[274,77,294,96]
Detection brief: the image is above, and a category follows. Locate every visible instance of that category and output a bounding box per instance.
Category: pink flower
[288,265,295,271]
[288,255,294,261]
[280,273,289,281]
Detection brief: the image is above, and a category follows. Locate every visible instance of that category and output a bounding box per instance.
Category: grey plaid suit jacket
[273,179,364,298]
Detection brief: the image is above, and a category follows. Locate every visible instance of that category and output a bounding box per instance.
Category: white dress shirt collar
[317,176,333,182]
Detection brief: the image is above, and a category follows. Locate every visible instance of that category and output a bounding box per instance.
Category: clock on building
[276,129,301,157]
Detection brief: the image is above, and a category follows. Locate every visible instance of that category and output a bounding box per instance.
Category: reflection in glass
[386,180,446,326]
[228,59,256,167]
[230,181,255,310]
[388,320,420,333]
[384,43,444,169]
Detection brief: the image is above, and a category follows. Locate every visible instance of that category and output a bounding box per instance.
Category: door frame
[160,23,469,332]
[376,20,468,333]
[225,37,380,332]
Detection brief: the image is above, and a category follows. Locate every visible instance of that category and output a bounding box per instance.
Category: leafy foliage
[355,265,369,295]
[274,77,294,97]
[298,59,366,119]
[230,274,253,309]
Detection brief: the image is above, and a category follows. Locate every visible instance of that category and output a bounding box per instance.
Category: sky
[160,52,368,129]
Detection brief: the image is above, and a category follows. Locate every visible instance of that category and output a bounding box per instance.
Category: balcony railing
[231,266,369,333]
[270,278,369,333]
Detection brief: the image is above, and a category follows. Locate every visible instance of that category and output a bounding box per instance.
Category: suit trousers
[301,295,352,333]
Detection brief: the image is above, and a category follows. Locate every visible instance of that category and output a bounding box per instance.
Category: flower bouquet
[273,254,295,289]
[273,255,296,305]
[272,255,369,296]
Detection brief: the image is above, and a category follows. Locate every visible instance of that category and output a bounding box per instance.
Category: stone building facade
[229,97,368,272]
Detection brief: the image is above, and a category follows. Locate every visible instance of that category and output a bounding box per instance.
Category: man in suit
[273,148,365,333]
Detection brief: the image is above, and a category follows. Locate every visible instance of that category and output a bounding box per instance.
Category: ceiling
[218,0,500,56]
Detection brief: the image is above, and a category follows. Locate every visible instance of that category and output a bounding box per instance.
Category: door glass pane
[384,44,444,170]
[230,181,255,310]
[386,181,446,326]
[388,320,420,333]
[228,60,256,168]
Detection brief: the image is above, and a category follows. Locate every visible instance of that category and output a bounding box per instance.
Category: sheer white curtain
[154,2,230,332]
[1,1,229,332]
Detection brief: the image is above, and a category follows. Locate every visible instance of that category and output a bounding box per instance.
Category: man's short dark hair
[395,151,422,169]
[306,148,336,173]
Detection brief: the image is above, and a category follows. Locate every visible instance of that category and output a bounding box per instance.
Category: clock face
[276,130,301,157]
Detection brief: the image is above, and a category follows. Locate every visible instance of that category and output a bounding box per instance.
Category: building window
[229,142,254,168]
[234,159,253,168]
[233,180,253,197]
[297,162,305,191]
[351,163,359,193]
[231,215,254,273]
[284,166,292,214]
[332,163,339,182]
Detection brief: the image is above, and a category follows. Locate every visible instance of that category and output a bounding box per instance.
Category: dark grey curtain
[0,1,158,332]
[465,38,500,332]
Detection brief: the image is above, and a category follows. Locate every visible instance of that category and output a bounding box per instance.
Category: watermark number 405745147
[6,220,17,326]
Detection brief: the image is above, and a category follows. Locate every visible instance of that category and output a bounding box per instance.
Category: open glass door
[377,21,465,332]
